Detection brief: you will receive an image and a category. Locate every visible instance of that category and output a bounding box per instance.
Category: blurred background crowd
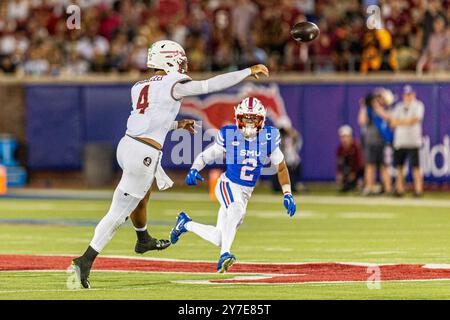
[0,0,449,76]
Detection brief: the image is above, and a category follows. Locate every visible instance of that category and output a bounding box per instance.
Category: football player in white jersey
[170,97,297,273]
[71,39,269,288]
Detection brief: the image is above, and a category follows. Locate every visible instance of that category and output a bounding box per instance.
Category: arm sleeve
[269,147,285,166]
[191,143,226,171]
[173,68,251,99]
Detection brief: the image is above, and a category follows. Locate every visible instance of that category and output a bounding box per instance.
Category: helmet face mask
[237,114,264,139]
[166,54,188,74]
[147,40,188,74]
[235,97,267,139]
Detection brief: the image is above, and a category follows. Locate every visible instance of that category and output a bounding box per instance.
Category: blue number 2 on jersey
[215,125,281,187]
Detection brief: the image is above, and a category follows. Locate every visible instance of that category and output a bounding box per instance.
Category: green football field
[0,187,450,300]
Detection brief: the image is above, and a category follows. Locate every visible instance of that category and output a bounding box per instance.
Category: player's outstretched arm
[172,64,269,100]
[277,160,297,217]
[186,143,225,186]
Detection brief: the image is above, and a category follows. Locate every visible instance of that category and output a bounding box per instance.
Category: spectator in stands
[360,29,398,73]
[22,43,50,75]
[336,125,364,192]
[417,15,450,73]
[358,88,394,196]
[63,48,89,76]
[127,35,148,72]
[0,0,448,74]
[390,85,424,197]
[256,1,291,66]
[232,0,259,52]
[6,0,29,23]
[395,33,420,71]
[0,54,16,73]
[422,0,448,49]
[75,25,110,63]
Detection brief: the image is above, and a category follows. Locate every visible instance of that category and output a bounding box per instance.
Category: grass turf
[0,189,449,299]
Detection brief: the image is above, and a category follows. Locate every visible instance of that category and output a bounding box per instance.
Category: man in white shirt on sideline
[390,85,425,197]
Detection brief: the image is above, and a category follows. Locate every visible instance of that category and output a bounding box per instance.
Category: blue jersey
[215,125,281,187]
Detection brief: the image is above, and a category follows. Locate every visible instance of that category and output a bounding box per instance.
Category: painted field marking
[336,212,397,219]
[423,264,450,269]
[2,254,450,286]
[4,190,450,208]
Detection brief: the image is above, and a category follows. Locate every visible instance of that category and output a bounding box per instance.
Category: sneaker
[217,252,236,273]
[170,212,192,244]
[135,238,171,254]
[71,256,93,289]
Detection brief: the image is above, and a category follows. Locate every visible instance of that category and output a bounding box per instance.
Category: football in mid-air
[290,21,320,42]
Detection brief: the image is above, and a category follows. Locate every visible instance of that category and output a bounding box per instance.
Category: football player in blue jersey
[170,97,297,273]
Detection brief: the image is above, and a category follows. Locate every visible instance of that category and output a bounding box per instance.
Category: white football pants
[90,135,160,253]
[185,173,253,255]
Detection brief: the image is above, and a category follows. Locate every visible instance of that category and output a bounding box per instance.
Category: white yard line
[171,278,450,286]
[336,212,397,219]
[0,278,449,293]
[4,189,450,208]
[153,193,450,208]
[1,253,446,266]
[423,264,450,269]
[0,286,175,294]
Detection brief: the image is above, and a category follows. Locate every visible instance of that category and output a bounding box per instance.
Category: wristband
[281,184,292,195]
[170,121,178,131]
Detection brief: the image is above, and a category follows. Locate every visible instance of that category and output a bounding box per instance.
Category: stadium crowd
[0,0,449,76]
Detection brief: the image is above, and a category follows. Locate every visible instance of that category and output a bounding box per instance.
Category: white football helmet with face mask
[147,40,188,74]
[235,97,267,139]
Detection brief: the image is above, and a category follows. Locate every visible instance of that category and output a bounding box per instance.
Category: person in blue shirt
[169,97,297,273]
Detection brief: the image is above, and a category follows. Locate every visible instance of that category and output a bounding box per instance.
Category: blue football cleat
[170,212,192,244]
[217,252,236,273]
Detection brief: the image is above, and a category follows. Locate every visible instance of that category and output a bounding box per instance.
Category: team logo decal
[143,157,152,167]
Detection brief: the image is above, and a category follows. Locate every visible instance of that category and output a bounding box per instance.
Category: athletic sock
[82,245,99,263]
[185,221,221,247]
[135,225,151,243]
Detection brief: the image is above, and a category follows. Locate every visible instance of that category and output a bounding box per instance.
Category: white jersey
[391,99,424,149]
[126,72,191,146]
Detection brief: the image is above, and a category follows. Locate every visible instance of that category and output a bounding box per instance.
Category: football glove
[283,193,296,217]
[185,169,204,186]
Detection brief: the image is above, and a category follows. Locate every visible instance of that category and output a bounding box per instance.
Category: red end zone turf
[1,254,450,284]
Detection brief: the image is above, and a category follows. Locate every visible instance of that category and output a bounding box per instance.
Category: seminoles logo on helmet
[180,83,291,130]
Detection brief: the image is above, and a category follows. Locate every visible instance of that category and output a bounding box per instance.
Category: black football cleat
[135,238,171,254]
[71,256,93,289]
